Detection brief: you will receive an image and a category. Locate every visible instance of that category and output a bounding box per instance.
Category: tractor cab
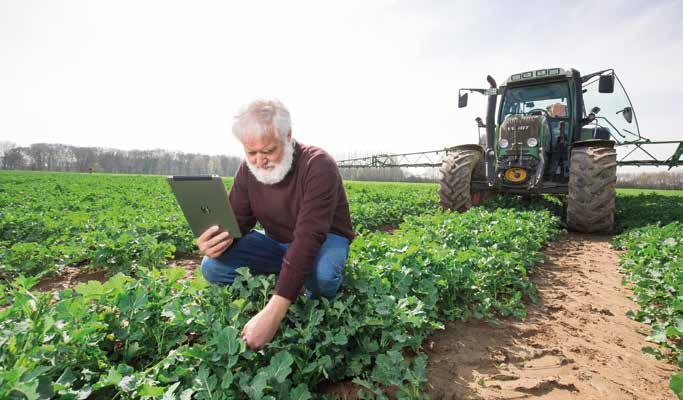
[497,79,573,185]
[499,80,570,147]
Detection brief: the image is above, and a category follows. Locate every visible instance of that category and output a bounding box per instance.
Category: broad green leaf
[179,388,195,400]
[265,351,294,384]
[221,369,234,390]
[11,380,40,400]
[288,384,313,400]
[671,372,683,399]
[140,384,165,397]
[161,382,181,400]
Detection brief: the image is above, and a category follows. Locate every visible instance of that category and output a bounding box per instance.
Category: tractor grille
[499,116,542,151]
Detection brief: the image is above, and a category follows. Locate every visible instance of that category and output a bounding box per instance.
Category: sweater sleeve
[275,155,340,301]
[229,163,257,236]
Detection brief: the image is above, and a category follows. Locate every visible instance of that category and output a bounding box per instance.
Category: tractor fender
[572,139,615,149]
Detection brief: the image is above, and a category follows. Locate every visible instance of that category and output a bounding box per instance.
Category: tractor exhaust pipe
[485,75,497,184]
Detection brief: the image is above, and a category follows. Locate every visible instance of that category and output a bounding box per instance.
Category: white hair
[232,99,291,142]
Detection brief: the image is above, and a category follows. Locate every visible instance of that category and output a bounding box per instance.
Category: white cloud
[1,0,681,168]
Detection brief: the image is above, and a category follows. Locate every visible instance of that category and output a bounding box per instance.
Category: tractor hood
[499,115,548,153]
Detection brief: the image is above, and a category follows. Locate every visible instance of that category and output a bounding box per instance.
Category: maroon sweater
[229,141,354,301]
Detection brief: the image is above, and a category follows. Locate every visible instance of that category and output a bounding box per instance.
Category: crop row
[612,192,683,398]
[0,206,559,399]
[0,171,439,279]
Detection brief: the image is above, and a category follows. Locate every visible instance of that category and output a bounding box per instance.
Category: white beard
[246,139,295,185]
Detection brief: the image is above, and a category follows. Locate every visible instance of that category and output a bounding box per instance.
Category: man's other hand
[241,295,291,350]
[197,225,234,258]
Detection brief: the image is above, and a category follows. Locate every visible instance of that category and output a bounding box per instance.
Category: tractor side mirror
[458,92,468,108]
[618,106,633,123]
[598,75,615,93]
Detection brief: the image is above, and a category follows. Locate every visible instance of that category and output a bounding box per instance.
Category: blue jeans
[200,231,350,299]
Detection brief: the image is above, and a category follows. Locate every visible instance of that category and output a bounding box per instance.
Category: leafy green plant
[612,190,683,399]
[613,223,683,398]
[0,196,559,398]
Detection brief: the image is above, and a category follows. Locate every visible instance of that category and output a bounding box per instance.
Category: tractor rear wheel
[567,143,617,233]
[439,147,485,212]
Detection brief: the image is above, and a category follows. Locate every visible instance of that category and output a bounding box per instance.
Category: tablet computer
[167,175,242,239]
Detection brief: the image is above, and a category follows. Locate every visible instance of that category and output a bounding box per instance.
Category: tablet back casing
[167,175,243,238]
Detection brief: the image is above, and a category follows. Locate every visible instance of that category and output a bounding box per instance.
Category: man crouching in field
[198,99,354,350]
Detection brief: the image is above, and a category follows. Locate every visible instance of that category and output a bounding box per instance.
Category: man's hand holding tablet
[197,225,234,258]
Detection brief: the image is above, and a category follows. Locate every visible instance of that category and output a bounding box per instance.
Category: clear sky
[2,0,682,166]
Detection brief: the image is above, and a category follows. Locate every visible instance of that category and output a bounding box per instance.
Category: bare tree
[0,141,16,169]
[617,171,682,190]
[2,147,27,170]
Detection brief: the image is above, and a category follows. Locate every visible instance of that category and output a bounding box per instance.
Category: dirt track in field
[425,232,676,400]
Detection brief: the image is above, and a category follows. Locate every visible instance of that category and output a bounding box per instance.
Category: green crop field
[612,189,683,397]
[0,170,682,399]
[0,171,440,280]
[617,188,683,196]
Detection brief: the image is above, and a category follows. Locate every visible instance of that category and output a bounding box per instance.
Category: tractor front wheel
[439,147,485,212]
[567,143,617,233]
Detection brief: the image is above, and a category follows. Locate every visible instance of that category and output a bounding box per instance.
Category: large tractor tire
[439,146,486,212]
[567,142,617,233]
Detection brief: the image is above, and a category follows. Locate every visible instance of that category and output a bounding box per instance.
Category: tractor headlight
[527,137,538,147]
[499,139,509,148]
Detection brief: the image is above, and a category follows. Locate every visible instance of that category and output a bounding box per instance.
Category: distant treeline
[0,142,242,176]
[0,141,680,188]
[0,141,412,181]
[617,171,682,190]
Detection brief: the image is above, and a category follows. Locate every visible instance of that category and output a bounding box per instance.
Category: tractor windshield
[582,74,640,141]
[499,82,571,123]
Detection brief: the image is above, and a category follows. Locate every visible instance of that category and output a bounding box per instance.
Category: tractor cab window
[582,74,640,140]
[499,82,571,122]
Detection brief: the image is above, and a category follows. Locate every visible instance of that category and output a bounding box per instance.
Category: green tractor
[444,68,638,233]
[337,67,682,233]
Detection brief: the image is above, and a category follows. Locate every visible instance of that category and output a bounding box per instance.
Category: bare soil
[167,253,204,281]
[425,232,676,400]
[34,265,108,291]
[34,254,202,292]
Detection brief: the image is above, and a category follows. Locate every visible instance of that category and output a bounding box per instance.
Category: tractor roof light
[505,67,567,84]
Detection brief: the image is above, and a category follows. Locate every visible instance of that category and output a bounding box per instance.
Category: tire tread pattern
[567,145,617,233]
[439,149,482,212]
